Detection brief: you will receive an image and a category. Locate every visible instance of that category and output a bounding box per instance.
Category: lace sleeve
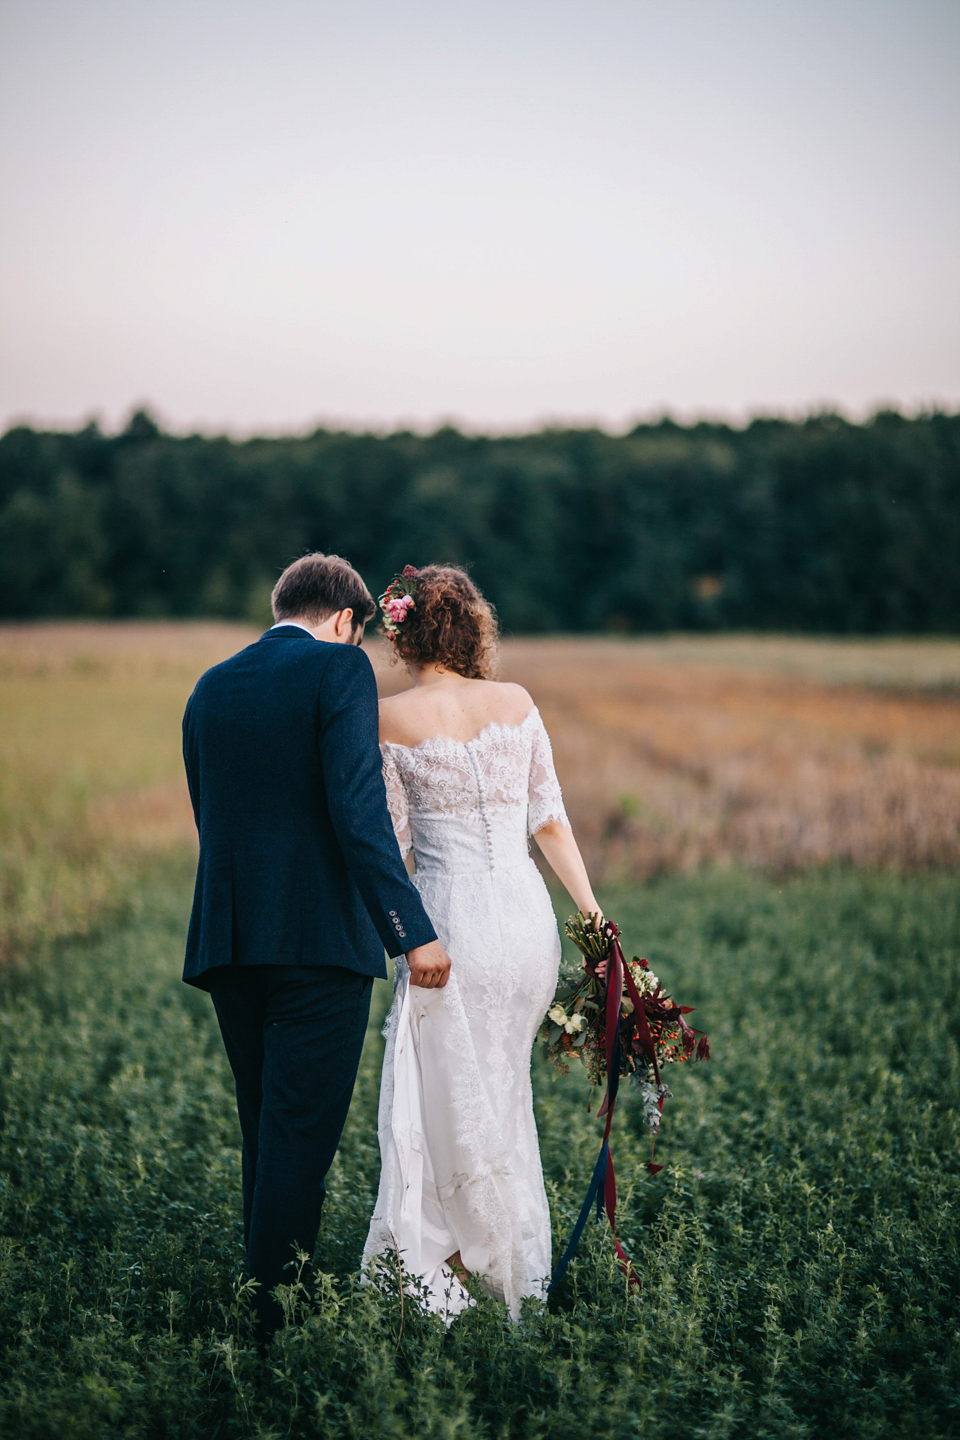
[527,710,569,836]
[381,745,412,858]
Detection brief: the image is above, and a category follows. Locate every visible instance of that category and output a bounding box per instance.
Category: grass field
[1,623,959,1437]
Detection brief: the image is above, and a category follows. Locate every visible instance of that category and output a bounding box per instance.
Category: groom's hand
[407,939,452,989]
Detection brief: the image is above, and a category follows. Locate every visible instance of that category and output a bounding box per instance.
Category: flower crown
[379,565,419,639]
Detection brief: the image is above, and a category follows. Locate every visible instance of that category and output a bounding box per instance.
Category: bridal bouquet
[543,916,709,1293]
[544,910,711,1296]
[539,913,709,1141]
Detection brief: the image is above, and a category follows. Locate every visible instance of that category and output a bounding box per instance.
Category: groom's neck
[275,613,364,646]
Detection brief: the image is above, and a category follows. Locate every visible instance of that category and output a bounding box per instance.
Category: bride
[362,564,602,1321]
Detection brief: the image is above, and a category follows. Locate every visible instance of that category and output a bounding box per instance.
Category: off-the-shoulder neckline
[380,704,540,754]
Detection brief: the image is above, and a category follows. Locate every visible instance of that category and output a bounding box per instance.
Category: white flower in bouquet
[627,959,661,996]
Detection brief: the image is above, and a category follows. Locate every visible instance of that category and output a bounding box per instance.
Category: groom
[182,553,451,1338]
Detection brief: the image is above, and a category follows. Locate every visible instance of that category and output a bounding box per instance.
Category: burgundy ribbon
[548,927,641,1294]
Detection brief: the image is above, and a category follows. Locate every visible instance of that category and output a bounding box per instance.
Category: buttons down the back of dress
[465,741,496,871]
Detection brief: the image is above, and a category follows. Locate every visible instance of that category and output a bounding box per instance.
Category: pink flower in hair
[384,594,415,624]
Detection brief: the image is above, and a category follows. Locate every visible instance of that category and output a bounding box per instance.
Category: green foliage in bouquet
[539,914,607,1084]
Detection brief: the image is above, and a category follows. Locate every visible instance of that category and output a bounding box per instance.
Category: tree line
[0,408,957,632]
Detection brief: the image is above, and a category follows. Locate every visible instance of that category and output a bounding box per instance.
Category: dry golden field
[2,622,959,958]
[508,639,960,877]
[0,622,247,959]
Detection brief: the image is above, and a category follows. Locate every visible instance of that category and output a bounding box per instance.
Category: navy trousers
[208,964,373,1338]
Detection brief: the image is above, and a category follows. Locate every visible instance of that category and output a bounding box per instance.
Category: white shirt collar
[270,620,317,639]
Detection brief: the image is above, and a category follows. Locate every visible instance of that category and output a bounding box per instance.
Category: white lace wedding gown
[361,706,568,1321]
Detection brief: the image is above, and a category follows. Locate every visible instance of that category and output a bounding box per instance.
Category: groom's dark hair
[271,553,376,630]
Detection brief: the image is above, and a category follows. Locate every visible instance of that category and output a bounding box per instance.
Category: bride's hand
[407,939,452,989]
[585,957,610,982]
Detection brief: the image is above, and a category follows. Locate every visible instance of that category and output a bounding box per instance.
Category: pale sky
[1,0,958,434]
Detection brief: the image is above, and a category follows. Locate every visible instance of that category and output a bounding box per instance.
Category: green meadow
[1,862,957,1438]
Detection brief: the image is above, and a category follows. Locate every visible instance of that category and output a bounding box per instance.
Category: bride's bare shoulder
[481,680,535,726]
[378,690,425,746]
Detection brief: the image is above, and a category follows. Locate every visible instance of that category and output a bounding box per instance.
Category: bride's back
[379,677,533,750]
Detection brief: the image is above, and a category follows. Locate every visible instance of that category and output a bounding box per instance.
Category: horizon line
[5,396,959,443]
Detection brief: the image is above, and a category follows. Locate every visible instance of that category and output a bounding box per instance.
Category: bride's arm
[532,820,602,921]
[526,708,603,923]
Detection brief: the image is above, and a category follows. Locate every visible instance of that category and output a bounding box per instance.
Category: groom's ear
[333,607,359,643]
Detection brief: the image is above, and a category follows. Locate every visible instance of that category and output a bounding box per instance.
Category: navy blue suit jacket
[181,625,437,988]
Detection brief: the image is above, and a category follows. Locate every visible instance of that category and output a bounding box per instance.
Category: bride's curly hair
[384,565,499,679]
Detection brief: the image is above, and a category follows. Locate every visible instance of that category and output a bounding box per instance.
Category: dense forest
[1,409,958,632]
